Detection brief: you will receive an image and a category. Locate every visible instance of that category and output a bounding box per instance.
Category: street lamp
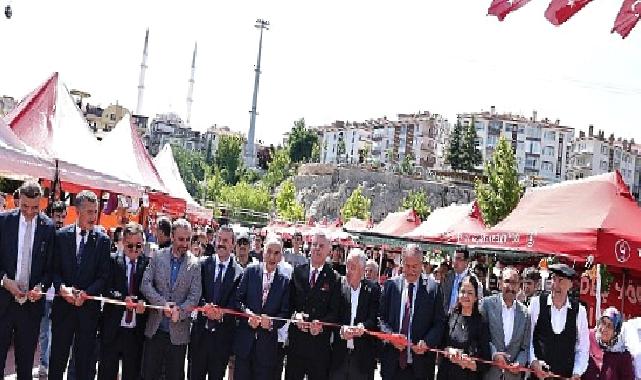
[4,4,12,19]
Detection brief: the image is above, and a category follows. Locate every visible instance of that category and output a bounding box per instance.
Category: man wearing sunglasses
[284,232,307,268]
[480,267,531,380]
[98,222,149,380]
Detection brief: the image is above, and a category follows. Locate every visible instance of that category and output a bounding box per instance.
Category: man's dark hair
[474,264,488,277]
[522,267,541,281]
[454,249,470,261]
[157,216,172,238]
[218,226,236,244]
[51,200,66,214]
[18,181,43,199]
[122,222,144,240]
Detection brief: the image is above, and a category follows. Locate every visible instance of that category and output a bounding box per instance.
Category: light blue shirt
[449,270,467,312]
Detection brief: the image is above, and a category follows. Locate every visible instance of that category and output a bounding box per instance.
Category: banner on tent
[580,271,641,326]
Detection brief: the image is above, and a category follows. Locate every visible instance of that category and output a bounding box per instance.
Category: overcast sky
[1,0,640,145]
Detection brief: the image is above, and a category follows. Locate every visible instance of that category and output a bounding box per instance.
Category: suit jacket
[0,210,55,316]
[141,247,202,345]
[51,224,111,326]
[191,254,243,356]
[100,254,150,344]
[288,262,341,360]
[330,277,380,374]
[232,263,290,363]
[480,294,531,380]
[379,275,446,380]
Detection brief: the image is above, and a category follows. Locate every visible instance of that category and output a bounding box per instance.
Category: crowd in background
[0,182,640,380]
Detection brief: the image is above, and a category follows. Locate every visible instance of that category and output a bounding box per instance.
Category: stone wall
[294,165,475,221]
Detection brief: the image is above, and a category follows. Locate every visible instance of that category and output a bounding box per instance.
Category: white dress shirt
[16,214,37,283]
[214,256,231,279]
[398,278,419,364]
[346,283,361,349]
[120,256,138,328]
[261,267,276,305]
[75,226,87,256]
[501,296,516,348]
[622,317,641,380]
[277,259,293,344]
[528,295,589,376]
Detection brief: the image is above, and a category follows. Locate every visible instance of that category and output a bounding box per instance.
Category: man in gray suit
[141,218,202,380]
[480,267,530,380]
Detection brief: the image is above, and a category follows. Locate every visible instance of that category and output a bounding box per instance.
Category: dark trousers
[48,310,99,380]
[233,344,276,380]
[273,342,287,380]
[189,329,231,380]
[392,365,422,380]
[329,351,369,380]
[98,327,143,380]
[0,303,41,380]
[285,351,330,380]
[142,331,186,380]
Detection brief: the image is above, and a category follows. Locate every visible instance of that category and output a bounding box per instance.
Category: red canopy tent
[343,218,372,233]
[456,171,641,269]
[404,201,487,242]
[366,209,421,238]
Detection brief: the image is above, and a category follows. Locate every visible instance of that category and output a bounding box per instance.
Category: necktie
[213,263,225,304]
[17,221,33,292]
[125,260,136,324]
[77,230,87,266]
[399,283,415,370]
[262,272,272,306]
[310,268,318,288]
[450,274,461,312]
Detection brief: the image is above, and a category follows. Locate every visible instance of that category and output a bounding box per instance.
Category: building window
[600,145,608,155]
[600,161,608,170]
[541,161,553,172]
[543,146,555,156]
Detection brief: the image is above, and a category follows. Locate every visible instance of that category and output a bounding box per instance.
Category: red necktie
[310,268,318,288]
[399,283,415,369]
[125,260,136,324]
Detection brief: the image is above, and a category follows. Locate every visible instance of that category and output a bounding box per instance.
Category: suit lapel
[508,303,524,348]
[393,277,403,332]
[8,211,19,276]
[171,253,189,292]
[493,297,506,351]
[355,280,369,323]
[263,266,280,312]
[220,258,236,299]
[303,264,311,293]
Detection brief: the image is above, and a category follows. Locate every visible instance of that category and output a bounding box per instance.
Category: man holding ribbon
[0,182,55,380]
[379,243,446,380]
[49,190,111,380]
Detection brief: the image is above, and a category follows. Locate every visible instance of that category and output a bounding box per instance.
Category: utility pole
[136,28,149,115]
[245,19,269,168]
[186,42,197,125]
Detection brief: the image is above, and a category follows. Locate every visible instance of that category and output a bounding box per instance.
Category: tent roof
[343,218,371,233]
[404,202,486,241]
[152,144,202,212]
[3,73,142,196]
[458,171,641,268]
[0,118,54,180]
[367,209,421,238]
[101,115,166,192]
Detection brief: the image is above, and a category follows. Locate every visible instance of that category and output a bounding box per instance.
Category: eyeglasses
[126,243,143,250]
[238,241,250,246]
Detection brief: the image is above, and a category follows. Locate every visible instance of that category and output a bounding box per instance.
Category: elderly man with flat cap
[528,263,589,380]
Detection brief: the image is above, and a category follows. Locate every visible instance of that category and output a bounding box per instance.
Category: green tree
[340,186,371,220]
[401,190,431,220]
[172,145,206,197]
[220,182,271,214]
[336,139,346,163]
[214,135,244,185]
[400,154,415,175]
[204,168,225,204]
[205,139,214,165]
[447,121,463,170]
[311,142,321,163]
[263,147,292,189]
[275,179,305,222]
[288,118,318,163]
[459,119,482,171]
[475,137,522,226]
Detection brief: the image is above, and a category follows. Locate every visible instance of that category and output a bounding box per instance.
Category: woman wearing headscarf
[583,307,635,380]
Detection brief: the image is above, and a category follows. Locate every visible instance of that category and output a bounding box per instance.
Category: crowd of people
[0,181,640,380]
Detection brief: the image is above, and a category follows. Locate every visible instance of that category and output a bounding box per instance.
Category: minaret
[136,28,149,115]
[245,19,269,168]
[186,42,197,125]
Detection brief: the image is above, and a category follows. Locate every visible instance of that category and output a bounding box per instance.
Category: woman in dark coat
[583,307,634,380]
[437,275,491,380]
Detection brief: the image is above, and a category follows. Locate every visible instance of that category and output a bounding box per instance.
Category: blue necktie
[213,263,225,304]
[77,231,87,267]
[450,274,461,311]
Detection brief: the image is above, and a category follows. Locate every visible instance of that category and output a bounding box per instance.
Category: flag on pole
[612,0,641,38]
[488,0,532,21]
[545,0,593,26]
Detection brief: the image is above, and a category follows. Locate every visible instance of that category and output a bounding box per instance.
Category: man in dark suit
[232,235,290,380]
[141,218,202,380]
[190,225,243,380]
[379,244,446,380]
[49,190,111,380]
[97,222,150,380]
[442,248,472,314]
[0,182,55,380]
[286,232,341,380]
[329,248,380,380]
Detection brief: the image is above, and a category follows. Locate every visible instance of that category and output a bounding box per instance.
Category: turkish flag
[488,0,532,21]
[545,0,593,26]
[612,0,641,38]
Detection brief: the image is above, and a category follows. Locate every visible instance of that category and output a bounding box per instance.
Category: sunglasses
[126,243,143,250]
[238,241,250,246]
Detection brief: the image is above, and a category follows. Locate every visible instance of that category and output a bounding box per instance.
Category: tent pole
[620,269,627,316]
[97,190,105,225]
